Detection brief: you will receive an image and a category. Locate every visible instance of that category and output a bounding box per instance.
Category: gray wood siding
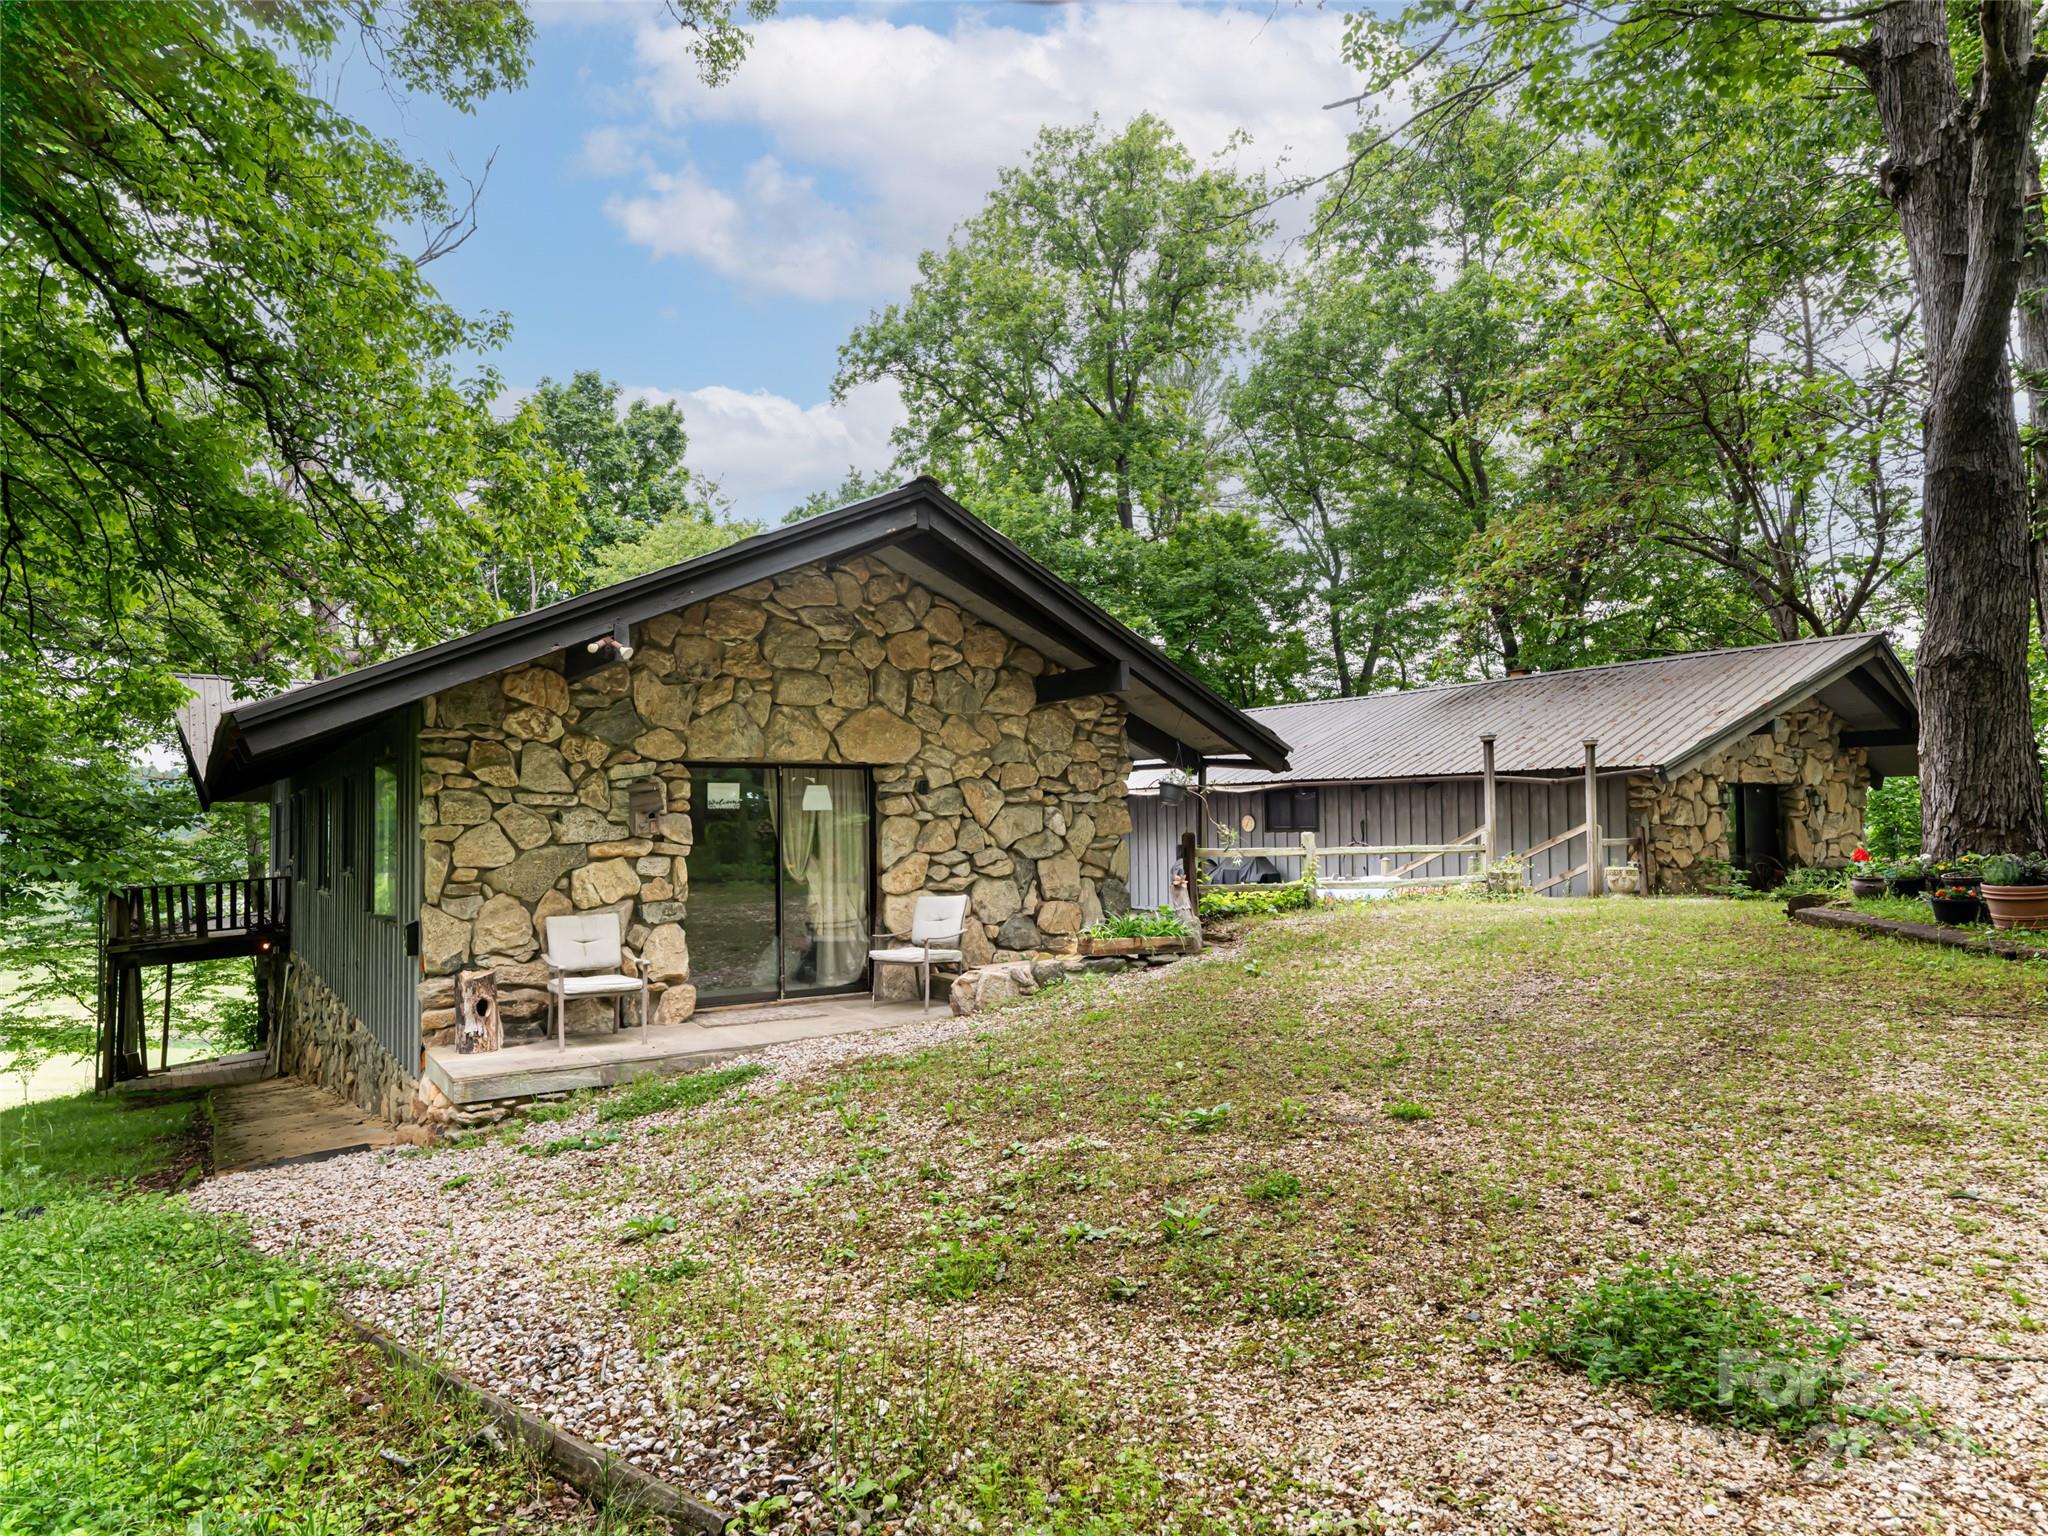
[1128,775,1636,910]
[275,709,423,1070]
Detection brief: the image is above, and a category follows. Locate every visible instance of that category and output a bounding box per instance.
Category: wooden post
[1299,830,1317,893]
[1583,738,1605,897]
[1177,830,1204,955]
[160,965,173,1071]
[1480,734,1499,871]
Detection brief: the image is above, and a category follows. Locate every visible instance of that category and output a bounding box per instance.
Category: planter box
[1079,935,1193,958]
[1981,883,2048,931]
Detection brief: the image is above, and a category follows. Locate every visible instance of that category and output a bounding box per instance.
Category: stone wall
[275,954,421,1122]
[412,557,1133,1040]
[1630,703,1869,893]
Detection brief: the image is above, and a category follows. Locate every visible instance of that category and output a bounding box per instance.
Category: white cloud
[627,379,906,521]
[597,3,1365,300]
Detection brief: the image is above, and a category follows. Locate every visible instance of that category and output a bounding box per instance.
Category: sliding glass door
[689,765,870,1007]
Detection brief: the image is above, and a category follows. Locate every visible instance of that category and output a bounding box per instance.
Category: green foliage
[1177,1103,1231,1133]
[1981,853,2048,887]
[1082,907,1189,940]
[619,1214,680,1244]
[783,466,903,524]
[1243,1268,1330,1320]
[596,1062,767,1123]
[916,1225,1025,1301]
[0,1092,575,1532]
[1497,1259,1855,1438]
[835,115,1306,703]
[1863,777,1923,860]
[524,1128,622,1157]
[1156,1200,1217,1245]
[1196,881,1314,919]
[1386,1101,1432,1122]
[1244,1171,1302,1203]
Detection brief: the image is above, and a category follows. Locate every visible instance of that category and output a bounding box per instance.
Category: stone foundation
[1631,703,1869,894]
[411,556,1136,1034]
[276,955,421,1124]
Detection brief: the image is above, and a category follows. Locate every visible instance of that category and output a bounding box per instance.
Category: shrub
[1982,853,2048,887]
[1084,907,1189,940]
[1198,881,1314,919]
[597,1062,766,1122]
[1496,1259,1853,1437]
[1861,776,1921,861]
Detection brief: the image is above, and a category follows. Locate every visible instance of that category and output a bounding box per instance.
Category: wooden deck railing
[114,876,289,947]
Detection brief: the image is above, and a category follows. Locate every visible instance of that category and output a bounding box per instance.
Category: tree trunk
[1851,2,2047,855]
[2020,159,2048,651]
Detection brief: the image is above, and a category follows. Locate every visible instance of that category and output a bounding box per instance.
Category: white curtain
[782,769,869,988]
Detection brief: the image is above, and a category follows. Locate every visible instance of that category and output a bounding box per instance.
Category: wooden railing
[114,876,289,947]
[1194,829,1639,896]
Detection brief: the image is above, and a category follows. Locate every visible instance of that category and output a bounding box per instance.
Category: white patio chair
[543,912,650,1050]
[868,893,969,1015]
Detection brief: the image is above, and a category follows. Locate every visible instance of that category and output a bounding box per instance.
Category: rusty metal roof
[1162,634,1915,787]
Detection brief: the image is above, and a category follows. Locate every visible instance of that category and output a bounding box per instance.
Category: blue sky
[338,2,1370,521]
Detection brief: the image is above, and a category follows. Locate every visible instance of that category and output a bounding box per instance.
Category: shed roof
[177,478,1291,805]
[1135,634,1916,790]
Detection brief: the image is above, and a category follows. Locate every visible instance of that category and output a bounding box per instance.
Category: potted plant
[1847,846,1886,901]
[1929,852,1984,894]
[1603,862,1641,895]
[1980,854,2048,930]
[1882,855,1929,899]
[1927,884,1984,926]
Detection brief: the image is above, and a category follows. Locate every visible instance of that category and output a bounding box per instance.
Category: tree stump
[456,968,501,1055]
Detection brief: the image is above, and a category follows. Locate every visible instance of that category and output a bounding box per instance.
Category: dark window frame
[1264,787,1320,833]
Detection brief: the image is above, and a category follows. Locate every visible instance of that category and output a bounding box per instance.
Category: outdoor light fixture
[802,782,833,812]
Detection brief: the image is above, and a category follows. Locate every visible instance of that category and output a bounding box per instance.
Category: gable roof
[178,478,1291,804]
[1135,633,1916,791]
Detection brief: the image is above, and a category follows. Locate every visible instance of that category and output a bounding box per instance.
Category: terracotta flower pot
[1981,884,2048,931]
[1848,875,1887,900]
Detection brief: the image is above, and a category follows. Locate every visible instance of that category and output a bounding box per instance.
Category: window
[316,785,333,890]
[1265,788,1320,833]
[371,764,399,917]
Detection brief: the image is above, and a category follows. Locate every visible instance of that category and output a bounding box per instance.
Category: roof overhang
[1655,634,1919,782]
[195,479,1291,801]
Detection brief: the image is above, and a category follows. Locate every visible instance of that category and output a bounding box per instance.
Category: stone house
[1126,635,1917,904]
[173,481,1289,1121]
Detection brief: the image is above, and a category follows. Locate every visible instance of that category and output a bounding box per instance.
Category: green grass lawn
[576,896,2047,1529]
[0,1092,646,1535]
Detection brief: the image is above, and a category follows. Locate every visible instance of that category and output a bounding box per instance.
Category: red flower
[1851,847,1871,863]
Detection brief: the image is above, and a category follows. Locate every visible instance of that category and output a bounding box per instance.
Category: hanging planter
[1158,780,1186,807]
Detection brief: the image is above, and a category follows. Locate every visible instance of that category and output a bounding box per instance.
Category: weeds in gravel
[596,1063,766,1123]
[1158,1200,1218,1245]
[1387,1100,1432,1123]
[618,1214,679,1244]
[525,1129,622,1157]
[1496,1257,1864,1438]
[1245,1171,1302,1203]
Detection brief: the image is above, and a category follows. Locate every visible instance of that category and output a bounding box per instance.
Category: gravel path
[190,1008,993,1521]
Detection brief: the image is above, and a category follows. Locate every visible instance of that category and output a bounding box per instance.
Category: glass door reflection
[778,768,870,997]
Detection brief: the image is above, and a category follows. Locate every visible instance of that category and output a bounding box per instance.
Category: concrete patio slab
[421,995,928,1106]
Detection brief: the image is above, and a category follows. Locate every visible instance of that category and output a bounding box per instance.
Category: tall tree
[0,0,766,916]
[1492,95,1922,643]
[1369,0,2045,855]
[835,114,1273,537]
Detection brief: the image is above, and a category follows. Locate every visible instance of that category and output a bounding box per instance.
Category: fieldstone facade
[1630,703,1869,893]
[411,557,1134,1042]
[275,954,419,1122]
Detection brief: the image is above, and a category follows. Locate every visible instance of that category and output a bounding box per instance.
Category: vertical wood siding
[277,709,422,1070]
[1127,776,1635,910]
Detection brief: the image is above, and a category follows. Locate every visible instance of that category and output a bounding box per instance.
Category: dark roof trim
[202,479,1289,798]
